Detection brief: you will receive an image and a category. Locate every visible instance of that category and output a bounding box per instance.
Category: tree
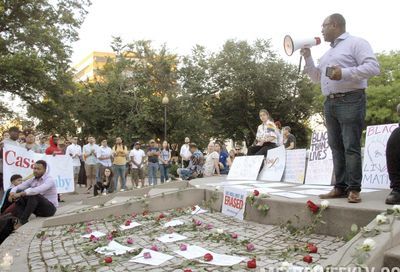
[0,0,91,118]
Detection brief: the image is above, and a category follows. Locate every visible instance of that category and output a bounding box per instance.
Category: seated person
[0,174,23,214]
[9,160,58,227]
[94,167,113,196]
[177,143,204,180]
[247,109,278,156]
[203,142,220,177]
[215,142,229,175]
[227,150,236,168]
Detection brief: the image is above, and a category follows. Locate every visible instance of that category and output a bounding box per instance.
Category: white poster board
[227,155,264,180]
[221,187,247,220]
[305,130,334,185]
[283,149,307,184]
[362,124,398,189]
[3,144,75,193]
[258,146,286,182]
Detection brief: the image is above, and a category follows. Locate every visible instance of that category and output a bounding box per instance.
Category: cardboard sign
[2,144,74,193]
[221,187,247,220]
[283,149,307,184]
[258,146,286,182]
[227,155,264,180]
[362,124,398,189]
[305,130,333,185]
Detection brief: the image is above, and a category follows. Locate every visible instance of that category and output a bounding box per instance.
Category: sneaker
[385,190,400,205]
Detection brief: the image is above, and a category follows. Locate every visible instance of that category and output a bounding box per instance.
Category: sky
[72,0,400,66]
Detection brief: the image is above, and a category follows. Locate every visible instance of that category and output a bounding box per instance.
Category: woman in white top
[247,109,278,156]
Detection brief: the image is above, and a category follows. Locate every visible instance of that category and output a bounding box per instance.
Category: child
[0,174,23,214]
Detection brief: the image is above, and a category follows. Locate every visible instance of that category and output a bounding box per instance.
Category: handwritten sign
[2,144,75,193]
[227,155,264,180]
[258,146,286,182]
[305,130,333,185]
[221,187,247,220]
[283,149,307,184]
[362,124,398,189]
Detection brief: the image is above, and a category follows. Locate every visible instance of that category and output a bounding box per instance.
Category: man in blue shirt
[302,13,380,203]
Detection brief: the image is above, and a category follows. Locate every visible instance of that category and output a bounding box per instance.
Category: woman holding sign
[247,109,278,156]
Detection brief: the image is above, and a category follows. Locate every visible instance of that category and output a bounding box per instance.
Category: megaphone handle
[298,55,302,74]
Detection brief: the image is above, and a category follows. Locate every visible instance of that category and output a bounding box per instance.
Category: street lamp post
[162,93,169,141]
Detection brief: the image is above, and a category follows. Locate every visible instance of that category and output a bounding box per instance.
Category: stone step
[384,244,400,269]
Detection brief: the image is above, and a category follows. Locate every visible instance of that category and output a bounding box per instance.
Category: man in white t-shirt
[203,142,220,177]
[180,137,191,168]
[65,136,82,187]
[129,142,146,188]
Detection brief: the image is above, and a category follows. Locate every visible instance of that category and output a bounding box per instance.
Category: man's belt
[327,89,365,99]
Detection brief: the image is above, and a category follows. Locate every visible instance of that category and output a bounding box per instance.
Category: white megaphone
[283,35,321,56]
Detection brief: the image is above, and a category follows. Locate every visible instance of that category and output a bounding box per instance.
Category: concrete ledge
[42,188,203,227]
[384,244,400,269]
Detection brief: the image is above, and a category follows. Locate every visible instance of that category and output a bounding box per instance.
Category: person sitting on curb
[94,167,113,196]
[9,160,58,228]
[0,174,23,215]
[177,143,204,180]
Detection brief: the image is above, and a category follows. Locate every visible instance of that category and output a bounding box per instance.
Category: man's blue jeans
[324,90,366,192]
[148,162,159,186]
[113,164,127,190]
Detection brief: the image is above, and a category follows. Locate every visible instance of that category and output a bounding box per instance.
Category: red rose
[142,210,149,216]
[158,213,165,219]
[191,206,196,211]
[303,255,313,263]
[131,212,137,218]
[184,269,192,272]
[253,190,260,196]
[231,233,238,239]
[125,220,132,226]
[204,253,213,261]
[247,258,257,269]
[307,200,319,214]
[307,243,318,253]
[104,256,112,263]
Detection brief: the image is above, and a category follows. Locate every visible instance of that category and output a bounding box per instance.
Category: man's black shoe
[385,190,400,205]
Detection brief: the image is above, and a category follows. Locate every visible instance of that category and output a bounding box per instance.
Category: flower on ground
[303,255,313,263]
[205,224,213,230]
[278,261,292,271]
[375,214,388,225]
[104,256,112,263]
[131,212,137,218]
[216,228,224,234]
[361,238,376,252]
[246,243,255,252]
[253,190,260,196]
[307,243,318,253]
[150,245,159,251]
[125,220,132,226]
[180,244,187,251]
[158,213,165,220]
[231,233,238,239]
[184,269,192,272]
[143,252,152,259]
[247,258,257,269]
[126,238,134,244]
[85,227,92,233]
[393,205,400,214]
[89,235,99,242]
[204,253,213,262]
[320,200,329,209]
[307,200,319,214]
[106,233,113,241]
[193,219,202,226]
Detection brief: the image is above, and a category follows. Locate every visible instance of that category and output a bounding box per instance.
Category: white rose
[361,238,376,252]
[92,205,100,209]
[216,228,224,234]
[375,214,388,224]
[111,200,117,205]
[320,200,329,209]
[393,205,400,214]
[279,261,292,271]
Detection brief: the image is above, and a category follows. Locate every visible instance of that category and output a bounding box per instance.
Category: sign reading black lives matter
[362,123,398,189]
[305,130,334,185]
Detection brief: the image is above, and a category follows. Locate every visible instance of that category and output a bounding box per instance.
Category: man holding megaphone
[301,13,380,203]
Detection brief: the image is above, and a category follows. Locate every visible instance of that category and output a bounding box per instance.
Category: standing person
[83,137,98,192]
[10,160,58,227]
[180,137,191,168]
[97,139,113,191]
[65,136,82,189]
[159,141,171,184]
[147,139,160,186]
[282,126,296,150]
[94,167,113,196]
[129,142,146,188]
[302,13,380,203]
[247,109,278,156]
[112,137,128,191]
[38,135,49,154]
[170,143,179,164]
[385,104,400,204]
[2,127,21,147]
[203,142,220,177]
[22,130,40,152]
[274,121,283,146]
[45,135,63,155]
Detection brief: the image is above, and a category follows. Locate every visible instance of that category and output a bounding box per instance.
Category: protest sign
[258,145,286,182]
[282,149,307,184]
[221,187,247,220]
[227,155,264,180]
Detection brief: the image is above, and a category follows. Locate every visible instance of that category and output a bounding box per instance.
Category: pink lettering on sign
[367,124,398,136]
[4,150,36,169]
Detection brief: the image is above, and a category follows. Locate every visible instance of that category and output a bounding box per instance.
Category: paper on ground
[250,182,296,188]
[82,231,106,238]
[270,192,308,199]
[164,220,184,228]
[157,233,187,243]
[120,221,142,230]
[129,249,174,266]
[293,189,333,196]
[174,245,210,259]
[191,205,208,215]
[199,252,246,266]
[95,240,135,255]
[247,187,283,194]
